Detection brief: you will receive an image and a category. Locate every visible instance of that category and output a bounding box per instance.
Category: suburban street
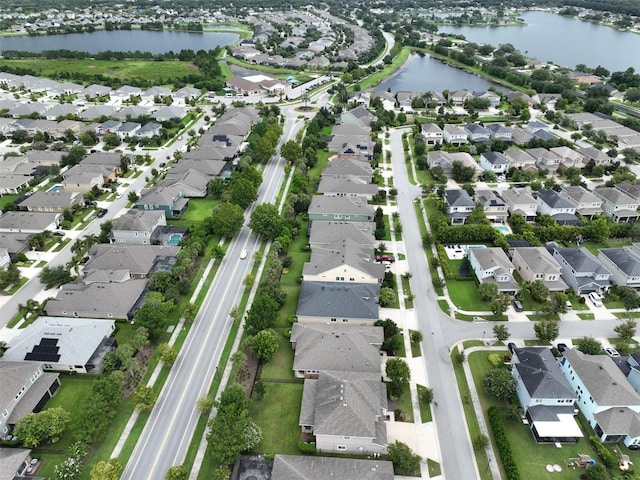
[388,128,621,479]
[121,113,304,479]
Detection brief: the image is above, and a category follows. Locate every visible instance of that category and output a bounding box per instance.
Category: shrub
[435,243,452,279]
[297,440,316,454]
[587,435,617,468]
[488,407,520,480]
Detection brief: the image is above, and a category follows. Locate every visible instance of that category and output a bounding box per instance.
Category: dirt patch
[122,345,154,399]
[236,350,259,397]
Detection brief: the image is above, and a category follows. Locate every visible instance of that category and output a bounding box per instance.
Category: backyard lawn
[249,382,304,456]
[446,279,490,312]
[182,197,221,222]
[259,329,295,381]
[468,351,602,480]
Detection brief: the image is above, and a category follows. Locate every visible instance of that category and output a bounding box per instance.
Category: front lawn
[446,279,490,312]
[249,382,304,456]
[392,382,413,422]
[259,329,295,381]
[182,197,221,222]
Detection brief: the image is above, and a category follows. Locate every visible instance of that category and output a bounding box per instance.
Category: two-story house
[560,349,640,448]
[499,188,538,221]
[308,196,375,223]
[529,147,561,171]
[136,185,188,219]
[426,151,481,178]
[110,210,167,245]
[443,189,475,225]
[443,124,468,146]
[479,152,509,174]
[593,187,640,223]
[546,243,612,295]
[449,89,474,107]
[598,245,640,289]
[512,347,582,443]
[317,175,379,200]
[17,191,82,213]
[503,149,538,171]
[474,90,501,108]
[560,186,603,219]
[421,123,443,145]
[296,281,379,325]
[550,146,586,169]
[616,182,640,203]
[486,123,513,141]
[464,123,492,143]
[510,247,568,291]
[536,189,582,226]
[578,146,611,166]
[475,190,508,223]
[468,247,519,293]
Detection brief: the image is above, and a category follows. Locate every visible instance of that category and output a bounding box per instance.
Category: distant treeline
[2,47,220,63]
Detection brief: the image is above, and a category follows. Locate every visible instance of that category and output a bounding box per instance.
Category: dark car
[159,162,166,168]
[507,342,517,354]
[97,208,108,218]
[512,299,524,312]
[52,230,65,237]
[557,343,568,353]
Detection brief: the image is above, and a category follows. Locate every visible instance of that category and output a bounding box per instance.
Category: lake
[442,10,640,72]
[0,29,240,55]
[375,53,510,93]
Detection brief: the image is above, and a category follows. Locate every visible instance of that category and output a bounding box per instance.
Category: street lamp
[482,331,486,345]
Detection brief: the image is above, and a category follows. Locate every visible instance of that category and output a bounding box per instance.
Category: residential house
[371,92,395,111]
[578,146,611,166]
[0,175,31,195]
[161,169,210,198]
[17,191,82,213]
[112,85,142,99]
[271,455,394,480]
[486,123,514,141]
[443,124,468,146]
[615,182,640,203]
[322,156,373,179]
[529,148,561,171]
[302,239,385,285]
[136,122,162,138]
[598,245,640,289]
[80,105,117,121]
[299,370,387,454]
[0,448,34,480]
[449,89,474,107]
[0,233,30,260]
[0,212,60,234]
[510,126,535,146]
[474,90,501,108]
[524,121,550,135]
[83,244,180,281]
[308,221,375,250]
[503,149,538,171]
[173,86,201,101]
[337,106,377,128]
[116,122,141,140]
[512,347,582,443]
[136,185,188,219]
[510,247,568,291]
[110,209,166,245]
[560,349,640,448]
[479,151,509,174]
[290,323,383,378]
[296,281,379,324]
[532,93,562,110]
[43,103,79,121]
[317,175,378,200]
[443,189,475,225]
[143,86,172,101]
[80,152,125,170]
[594,187,640,223]
[1,317,116,374]
[468,247,519,294]
[328,124,375,161]
[550,146,585,169]
[560,186,603,219]
[0,362,60,436]
[62,164,112,193]
[421,123,443,145]
[426,151,481,178]
[96,120,122,136]
[152,106,186,122]
[627,354,640,395]
[546,243,612,294]
[44,279,148,320]
[475,190,508,223]
[308,196,374,222]
[396,91,419,112]
[0,247,10,270]
[464,123,492,142]
[536,189,582,226]
[81,84,112,99]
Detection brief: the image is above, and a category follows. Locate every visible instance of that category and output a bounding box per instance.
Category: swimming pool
[494,225,511,234]
[47,184,62,193]
[167,234,183,246]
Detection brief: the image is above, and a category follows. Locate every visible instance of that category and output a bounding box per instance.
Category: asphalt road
[121,113,303,480]
[389,128,620,479]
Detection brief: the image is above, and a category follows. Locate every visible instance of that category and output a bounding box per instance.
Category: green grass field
[0,58,201,85]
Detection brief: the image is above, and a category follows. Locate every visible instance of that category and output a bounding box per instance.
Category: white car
[240,249,248,260]
[588,292,603,307]
[603,347,621,357]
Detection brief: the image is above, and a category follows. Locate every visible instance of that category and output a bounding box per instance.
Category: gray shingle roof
[84,244,180,277]
[513,347,575,400]
[308,196,374,217]
[317,175,379,196]
[322,156,372,178]
[296,281,379,321]
[291,323,383,374]
[18,191,81,210]
[563,349,640,406]
[112,210,165,233]
[552,247,611,276]
[537,189,574,209]
[594,407,640,438]
[309,221,375,248]
[0,211,59,231]
[444,189,474,207]
[599,247,640,276]
[470,247,514,273]
[482,151,509,165]
[594,187,637,206]
[271,455,394,480]
[0,448,32,480]
[303,238,385,281]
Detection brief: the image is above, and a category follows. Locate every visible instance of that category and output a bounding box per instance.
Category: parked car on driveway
[512,299,524,312]
[588,292,603,307]
[603,347,620,357]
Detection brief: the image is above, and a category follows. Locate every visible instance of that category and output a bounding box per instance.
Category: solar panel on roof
[24,338,61,362]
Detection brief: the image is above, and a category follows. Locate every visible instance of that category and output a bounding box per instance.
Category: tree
[490,294,510,320]
[39,265,74,289]
[615,319,637,341]
[250,329,279,363]
[207,384,252,465]
[242,421,262,451]
[90,459,122,480]
[165,466,188,480]
[493,324,510,342]
[249,203,284,239]
[473,434,489,451]
[196,395,215,416]
[182,302,198,322]
[483,367,516,400]
[280,140,302,163]
[212,466,232,480]
[128,191,139,203]
[229,178,258,209]
[134,385,157,410]
[375,318,400,338]
[52,442,87,480]
[584,463,607,480]
[410,330,423,345]
[386,358,411,398]
[103,133,121,147]
[528,280,549,303]
[478,282,498,302]
[245,295,279,334]
[617,287,640,311]
[210,203,245,238]
[387,441,421,476]
[13,407,71,447]
[134,292,174,340]
[547,292,569,315]
[382,334,403,355]
[158,343,178,365]
[379,287,397,307]
[576,336,602,355]
[419,387,434,405]
[534,319,560,344]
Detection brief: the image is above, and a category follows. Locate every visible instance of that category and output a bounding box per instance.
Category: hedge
[487,406,520,480]
[587,435,617,468]
[435,243,452,280]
